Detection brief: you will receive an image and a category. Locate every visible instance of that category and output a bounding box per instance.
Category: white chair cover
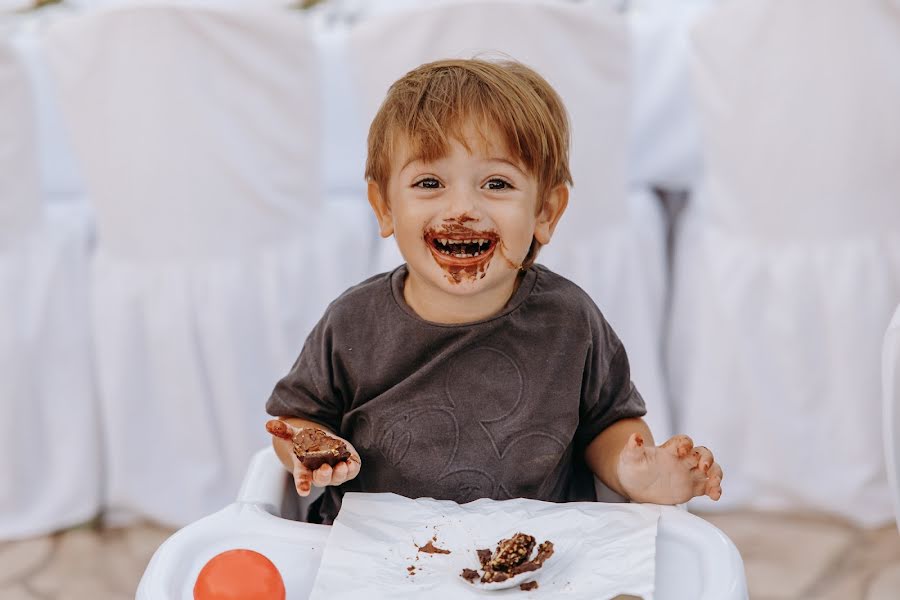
[5,6,89,206]
[0,36,99,539]
[43,2,371,527]
[669,0,900,525]
[628,0,716,189]
[342,0,672,441]
[884,304,900,532]
[0,0,31,12]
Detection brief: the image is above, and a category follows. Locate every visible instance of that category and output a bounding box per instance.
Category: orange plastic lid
[193,548,286,600]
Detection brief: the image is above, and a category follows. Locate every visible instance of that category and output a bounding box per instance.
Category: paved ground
[1,510,898,599]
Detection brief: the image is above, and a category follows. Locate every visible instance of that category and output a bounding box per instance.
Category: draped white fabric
[627,0,716,189]
[0,37,99,539]
[341,0,672,441]
[885,305,900,530]
[42,3,372,527]
[2,4,89,208]
[669,0,900,525]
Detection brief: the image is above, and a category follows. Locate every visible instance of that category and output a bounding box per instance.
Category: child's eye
[484,178,512,190]
[413,178,442,189]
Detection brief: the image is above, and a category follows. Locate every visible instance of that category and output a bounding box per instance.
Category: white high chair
[138,446,748,599]
[884,304,900,533]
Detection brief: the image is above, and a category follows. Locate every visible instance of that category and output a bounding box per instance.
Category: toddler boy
[267,59,722,524]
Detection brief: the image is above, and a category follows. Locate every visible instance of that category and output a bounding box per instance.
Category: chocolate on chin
[291,427,351,470]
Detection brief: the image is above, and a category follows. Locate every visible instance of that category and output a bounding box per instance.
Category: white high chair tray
[137,449,748,599]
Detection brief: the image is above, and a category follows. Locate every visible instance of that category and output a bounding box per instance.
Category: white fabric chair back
[628,0,716,188]
[0,34,99,539]
[0,37,41,245]
[884,304,900,533]
[43,2,322,260]
[40,2,372,527]
[669,0,900,525]
[691,0,900,241]
[7,9,89,206]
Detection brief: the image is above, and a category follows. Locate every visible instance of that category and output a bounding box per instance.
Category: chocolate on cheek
[497,239,525,272]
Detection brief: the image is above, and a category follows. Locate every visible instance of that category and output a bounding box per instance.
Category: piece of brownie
[291,427,351,470]
[488,533,535,572]
[459,533,555,587]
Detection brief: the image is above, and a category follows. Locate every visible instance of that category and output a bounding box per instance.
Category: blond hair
[365,58,572,267]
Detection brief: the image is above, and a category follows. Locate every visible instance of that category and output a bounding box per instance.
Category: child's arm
[585,417,723,505]
[269,417,361,497]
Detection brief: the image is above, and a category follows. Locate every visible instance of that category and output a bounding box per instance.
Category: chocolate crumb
[461,568,479,583]
[520,581,539,591]
[476,548,492,568]
[417,540,451,554]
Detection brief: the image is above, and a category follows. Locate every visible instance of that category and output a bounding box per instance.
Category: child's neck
[402,270,523,325]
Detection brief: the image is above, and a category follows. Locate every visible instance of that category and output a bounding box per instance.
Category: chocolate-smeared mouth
[427,235,497,260]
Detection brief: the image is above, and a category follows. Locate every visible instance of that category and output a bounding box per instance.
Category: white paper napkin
[309,492,660,599]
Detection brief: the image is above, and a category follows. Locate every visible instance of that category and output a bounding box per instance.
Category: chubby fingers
[309,455,362,489]
[692,446,715,473]
[706,462,724,500]
[661,434,694,459]
[292,454,313,497]
[689,445,722,500]
[266,418,297,440]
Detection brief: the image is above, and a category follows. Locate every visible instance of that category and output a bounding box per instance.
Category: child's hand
[292,444,361,497]
[616,434,723,505]
[268,421,362,497]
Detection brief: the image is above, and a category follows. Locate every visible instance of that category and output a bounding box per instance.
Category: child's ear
[533,184,569,245]
[367,181,394,238]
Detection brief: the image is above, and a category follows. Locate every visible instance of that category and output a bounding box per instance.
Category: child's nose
[446,186,480,217]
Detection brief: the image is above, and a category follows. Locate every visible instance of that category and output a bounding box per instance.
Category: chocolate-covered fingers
[692,446,714,473]
[292,455,313,496]
[266,418,296,440]
[706,463,724,500]
[661,434,694,458]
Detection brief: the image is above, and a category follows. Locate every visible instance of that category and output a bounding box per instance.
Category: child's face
[369,124,567,307]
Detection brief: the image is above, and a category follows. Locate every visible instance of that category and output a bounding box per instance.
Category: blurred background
[1,0,899,598]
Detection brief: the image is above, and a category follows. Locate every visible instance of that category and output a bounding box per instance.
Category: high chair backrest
[884,303,900,533]
[342,0,630,239]
[42,2,323,261]
[690,0,900,242]
[0,33,41,246]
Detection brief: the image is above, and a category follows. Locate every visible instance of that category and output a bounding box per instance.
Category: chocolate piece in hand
[264,420,352,470]
[292,427,352,470]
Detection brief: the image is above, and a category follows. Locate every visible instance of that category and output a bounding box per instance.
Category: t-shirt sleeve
[574,312,647,451]
[265,314,345,434]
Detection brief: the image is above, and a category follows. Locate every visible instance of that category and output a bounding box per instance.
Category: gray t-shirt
[266,264,646,524]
